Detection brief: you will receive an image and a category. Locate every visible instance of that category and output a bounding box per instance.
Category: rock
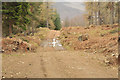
[67,32,71,34]
[2,76,5,78]
[0,49,4,53]
[84,27,89,29]
[118,36,120,42]
[19,61,24,64]
[89,24,95,28]
[16,72,20,75]
[10,75,13,77]
[78,34,89,41]
[100,33,105,37]
[104,59,110,65]
[65,36,68,38]
[93,51,97,54]
[111,54,115,56]
[106,25,109,27]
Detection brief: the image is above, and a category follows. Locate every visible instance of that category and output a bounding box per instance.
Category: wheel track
[39,52,47,78]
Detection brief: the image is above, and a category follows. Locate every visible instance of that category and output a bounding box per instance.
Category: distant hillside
[53,2,86,21]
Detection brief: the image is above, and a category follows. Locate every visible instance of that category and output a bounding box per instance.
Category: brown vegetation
[59,24,119,66]
[1,28,49,54]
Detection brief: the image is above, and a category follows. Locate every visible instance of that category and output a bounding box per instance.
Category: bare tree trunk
[91,15,93,25]
[24,31,26,36]
[46,2,49,28]
[110,10,113,25]
[110,2,114,25]
[114,4,118,24]
[47,20,49,28]
[9,22,12,36]
[91,2,94,25]
[95,12,97,25]
[88,19,90,26]
[32,21,35,36]
[28,25,30,35]
[98,11,101,25]
[98,2,101,25]
[118,2,120,24]
[24,25,27,36]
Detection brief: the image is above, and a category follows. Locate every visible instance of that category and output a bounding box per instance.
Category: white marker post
[52,38,57,47]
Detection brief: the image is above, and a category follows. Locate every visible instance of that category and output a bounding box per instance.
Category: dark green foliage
[2,2,61,37]
[2,2,30,36]
[37,21,46,28]
[54,13,61,30]
[21,38,29,43]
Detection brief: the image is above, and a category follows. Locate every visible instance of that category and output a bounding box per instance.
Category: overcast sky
[53,0,86,12]
[63,2,86,12]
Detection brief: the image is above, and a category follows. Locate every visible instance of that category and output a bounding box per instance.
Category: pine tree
[39,2,56,29]
[2,2,61,37]
[28,2,43,35]
[54,13,61,30]
[2,2,30,36]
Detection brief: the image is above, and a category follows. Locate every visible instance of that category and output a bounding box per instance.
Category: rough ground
[59,25,118,66]
[2,50,118,78]
[2,29,118,78]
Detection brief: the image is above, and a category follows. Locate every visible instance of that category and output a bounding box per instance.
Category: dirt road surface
[2,30,118,78]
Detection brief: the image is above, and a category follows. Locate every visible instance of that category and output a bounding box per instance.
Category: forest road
[2,30,118,78]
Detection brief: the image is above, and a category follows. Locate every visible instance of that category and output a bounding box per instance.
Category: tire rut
[40,53,47,78]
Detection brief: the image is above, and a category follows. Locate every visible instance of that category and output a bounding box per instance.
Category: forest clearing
[2,24,118,78]
[1,1,120,79]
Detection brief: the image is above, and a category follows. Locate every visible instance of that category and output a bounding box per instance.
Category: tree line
[85,2,119,26]
[63,2,119,27]
[2,2,61,37]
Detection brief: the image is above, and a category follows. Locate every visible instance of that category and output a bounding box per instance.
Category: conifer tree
[54,13,61,30]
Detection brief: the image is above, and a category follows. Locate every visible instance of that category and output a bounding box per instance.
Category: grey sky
[63,2,86,12]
